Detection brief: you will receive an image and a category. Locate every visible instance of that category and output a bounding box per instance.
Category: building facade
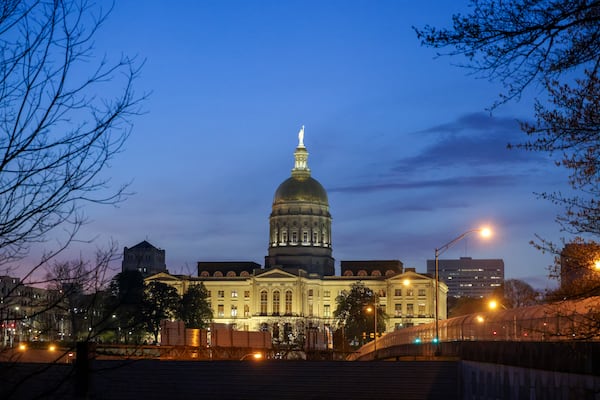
[426,257,504,298]
[146,129,447,341]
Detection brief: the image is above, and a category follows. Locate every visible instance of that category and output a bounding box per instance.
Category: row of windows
[211,302,429,319]
[200,270,251,277]
[271,229,330,246]
[208,288,429,299]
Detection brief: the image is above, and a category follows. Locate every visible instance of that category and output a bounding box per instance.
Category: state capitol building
[139,128,447,339]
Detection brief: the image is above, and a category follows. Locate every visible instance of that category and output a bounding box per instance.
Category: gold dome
[273,176,329,206]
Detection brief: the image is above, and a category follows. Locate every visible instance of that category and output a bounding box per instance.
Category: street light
[365,304,378,359]
[434,227,492,355]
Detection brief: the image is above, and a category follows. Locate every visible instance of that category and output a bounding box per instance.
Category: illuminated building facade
[146,129,447,339]
[426,257,504,298]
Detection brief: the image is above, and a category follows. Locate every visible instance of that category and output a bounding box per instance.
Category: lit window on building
[244,304,250,317]
[218,290,224,298]
[231,290,238,298]
[394,303,402,316]
[407,289,414,297]
[217,304,224,317]
[285,290,293,315]
[231,305,238,317]
[324,304,331,317]
[406,303,414,316]
[418,304,425,316]
[273,291,280,315]
[260,291,267,315]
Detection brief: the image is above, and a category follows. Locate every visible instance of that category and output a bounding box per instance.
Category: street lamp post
[366,304,378,359]
[434,227,491,356]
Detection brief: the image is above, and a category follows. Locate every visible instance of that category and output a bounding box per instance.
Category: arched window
[285,290,293,315]
[272,290,280,315]
[226,271,236,277]
[200,271,209,277]
[240,271,250,277]
[372,270,382,276]
[385,270,396,277]
[357,270,368,277]
[343,270,354,276]
[260,291,268,315]
[213,271,223,277]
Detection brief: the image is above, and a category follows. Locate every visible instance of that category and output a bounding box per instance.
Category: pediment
[255,268,298,279]
[145,272,181,282]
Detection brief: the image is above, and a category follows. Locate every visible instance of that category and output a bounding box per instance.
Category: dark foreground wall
[462,361,600,400]
[0,360,460,400]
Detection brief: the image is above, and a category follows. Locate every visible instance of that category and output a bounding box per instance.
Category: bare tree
[414,1,600,283]
[0,0,144,273]
[503,279,540,308]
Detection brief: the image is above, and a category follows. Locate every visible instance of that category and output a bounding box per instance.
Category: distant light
[403,279,410,287]
[49,344,56,352]
[489,300,498,310]
[252,353,263,360]
[594,260,600,270]
[414,337,421,344]
[476,315,484,323]
[18,343,26,351]
[480,227,492,238]
[432,337,439,344]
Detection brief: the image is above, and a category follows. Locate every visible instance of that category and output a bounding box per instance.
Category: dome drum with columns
[265,126,334,276]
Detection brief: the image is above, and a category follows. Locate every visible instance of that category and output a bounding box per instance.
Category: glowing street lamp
[365,304,378,359]
[434,227,493,355]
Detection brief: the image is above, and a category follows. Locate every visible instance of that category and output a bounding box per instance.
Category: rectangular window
[244,290,250,298]
[231,305,238,317]
[244,304,250,317]
[308,303,313,317]
[231,290,238,298]
[308,289,314,297]
[418,289,426,297]
[407,289,414,297]
[418,304,426,316]
[323,290,331,298]
[406,303,414,316]
[217,304,224,317]
[260,291,268,315]
[313,232,318,244]
[303,231,308,243]
[291,231,298,244]
[285,291,293,315]
[394,303,402,316]
[207,290,212,298]
[218,290,225,298]
[324,304,331,318]
[394,289,401,297]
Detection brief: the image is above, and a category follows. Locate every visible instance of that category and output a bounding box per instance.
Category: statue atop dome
[298,125,305,147]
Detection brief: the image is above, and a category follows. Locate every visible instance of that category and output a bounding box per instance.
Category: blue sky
[18,0,570,289]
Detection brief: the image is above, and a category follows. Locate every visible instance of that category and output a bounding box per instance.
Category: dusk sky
[19,1,571,289]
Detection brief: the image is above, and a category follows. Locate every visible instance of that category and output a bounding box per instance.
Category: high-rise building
[426,257,504,298]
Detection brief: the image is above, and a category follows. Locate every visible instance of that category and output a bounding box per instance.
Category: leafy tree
[333,282,386,347]
[142,281,180,344]
[0,0,143,271]
[503,279,540,308]
[106,270,146,343]
[178,283,212,329]
[415,1,600,272]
